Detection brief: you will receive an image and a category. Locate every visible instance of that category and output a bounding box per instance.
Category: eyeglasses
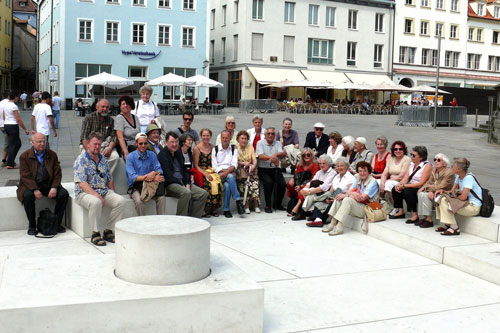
[183,118,193,122]
[434,158,441,162]
[137,142,148,146]
[411,153,417,158]
[266,132,275,135]
[314,128,323,131]
[393,148,404,151]
[304,153,312,157]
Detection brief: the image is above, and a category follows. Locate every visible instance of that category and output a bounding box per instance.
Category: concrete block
[0,252,264,333]
[115,216,211,285]
[455,210,500,242]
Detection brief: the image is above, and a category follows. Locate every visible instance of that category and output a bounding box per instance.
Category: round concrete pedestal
[115,216,211,286]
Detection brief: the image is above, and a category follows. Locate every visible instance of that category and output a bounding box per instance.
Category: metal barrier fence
[396,106,467,127]
[240,99,278,113]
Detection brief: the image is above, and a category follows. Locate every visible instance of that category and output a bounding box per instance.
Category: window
[234,1,239,22]
[129,66,147,78]
[450,25,458,39]
[251,33,263,60]
[210,40,214,64]
[405,0,413,5]
[133,0,145,6]
[451,0,458,11]
[183,0,194,10]
[78,19,93,42]
[435,23,443,37]
[348,10,357,29]
[222,5,226,25]
[211,9,215,29]
[158,0,170,8]
[284,2,295,23]
[162,67,196,100]
[75,63,112,97]
[252,0,263,20]
[467,53,481,69]
[233,34,238,61]
[468,28,474,41]
[445,51,459,67]
[495,6,500,18]
[488,56,500,71]
[326,7,335,27]
[347,42,356,66]
[375,13,383,32]
[309,5,319,25]
[105,21,119,43]
[221,37,226,62]
[158,24,170,46]
[421,48,438,65]
[477,3,484,15]
[421,0,429,7]
[436,0,443,9]
[182,27,194,47]
[493,31,499,44]
[477,28,483,42]
[420,21,429,35]
[283,35,294,62]
[132,23,145,44]
[399,46,416,63]
[307,38,334,64]
[374,44,383,67]
[107,0,120,4]
[404,19,414,34]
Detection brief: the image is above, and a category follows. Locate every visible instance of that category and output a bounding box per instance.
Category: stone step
[472,127,489,133]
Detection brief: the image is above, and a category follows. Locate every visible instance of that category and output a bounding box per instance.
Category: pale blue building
[38,0,208,105]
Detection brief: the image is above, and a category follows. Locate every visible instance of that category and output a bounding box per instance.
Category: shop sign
[121,50,161,60]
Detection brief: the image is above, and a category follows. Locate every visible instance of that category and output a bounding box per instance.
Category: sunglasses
[183,118,193,121]
[304,153,312,157]
[314,128,323,131]
[434,158,441,162]
[393,147,404,151]
[227,122,235,125]
[267,132,275,135]
[411,153,417,158]
[137,142,148,146]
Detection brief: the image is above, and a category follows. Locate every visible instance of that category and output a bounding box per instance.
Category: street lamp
[433,34,442,129]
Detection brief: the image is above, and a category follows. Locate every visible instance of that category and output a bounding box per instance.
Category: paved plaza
[1,109,500,331]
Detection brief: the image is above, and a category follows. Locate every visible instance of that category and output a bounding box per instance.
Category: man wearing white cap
[304,122,329,156]
[349,137,374,173]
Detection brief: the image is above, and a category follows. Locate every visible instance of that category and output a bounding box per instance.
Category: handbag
[278,130,290,169]
[236,166,249,181]
[36,208,59,238]
[364,201,387,223]
[294,170,312,186]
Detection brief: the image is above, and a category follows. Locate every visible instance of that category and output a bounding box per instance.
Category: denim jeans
[221,173,240,211]
[52,110,60,129]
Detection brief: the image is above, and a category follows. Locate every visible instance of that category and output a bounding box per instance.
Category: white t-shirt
[3,101,20,125]
[132,100,159,126]
[0,98,9,127]
[32,103,53,135]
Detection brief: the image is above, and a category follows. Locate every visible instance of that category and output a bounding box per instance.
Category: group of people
[7,90,483,244]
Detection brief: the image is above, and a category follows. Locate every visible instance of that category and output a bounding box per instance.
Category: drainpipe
[50,0,53,94]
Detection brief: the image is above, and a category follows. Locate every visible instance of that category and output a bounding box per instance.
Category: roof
[13,0,37,13]
[468,0,500,21]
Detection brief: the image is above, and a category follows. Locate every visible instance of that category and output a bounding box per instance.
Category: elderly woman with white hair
[216,115,238,145]
[415,153,455,228]
[247,115,265,150]
[132,86,160,133]
[341,135,356,165]
[349,137,374,173]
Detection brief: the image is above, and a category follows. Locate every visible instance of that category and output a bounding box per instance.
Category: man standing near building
[17,133,69,235]
[74,132,125,246]
[212,130,245,218]
[20,91,28,111]
[256,127,287,213]
[31,92,57,147]
[0,92,9,166]
[158,131,208,218]
[173,110,200,144]
[52,91,62,129]
[80,99,119,174]
[146,124,162,155]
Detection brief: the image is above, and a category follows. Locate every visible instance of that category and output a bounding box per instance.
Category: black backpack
[469,174,495,218]
[36,208,59,238]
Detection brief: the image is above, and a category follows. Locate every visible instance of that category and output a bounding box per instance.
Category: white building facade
[393,0,500,89]
[209,0,395,106]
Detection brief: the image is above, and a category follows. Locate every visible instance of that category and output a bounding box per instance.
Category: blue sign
[122,50,161,60]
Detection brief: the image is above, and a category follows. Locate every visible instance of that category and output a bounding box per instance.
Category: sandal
[287,212,297,217]
[103,229,115,243]
[212,211,219,217]
[441,228,460,236]
[435,225,450,232]
[202,212,211,218]
[91,232,106,246]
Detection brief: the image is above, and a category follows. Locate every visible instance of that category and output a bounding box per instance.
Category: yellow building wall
[0,1,12,92]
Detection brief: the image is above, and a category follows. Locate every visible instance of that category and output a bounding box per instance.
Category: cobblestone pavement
[1,108,498,200]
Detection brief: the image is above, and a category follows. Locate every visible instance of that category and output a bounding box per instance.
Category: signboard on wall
[49,65,58,81]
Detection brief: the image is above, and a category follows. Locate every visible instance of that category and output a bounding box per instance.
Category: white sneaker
[255,207,261,213]
[245,208,251,214]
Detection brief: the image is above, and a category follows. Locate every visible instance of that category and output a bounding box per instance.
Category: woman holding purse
[236,131,260,214]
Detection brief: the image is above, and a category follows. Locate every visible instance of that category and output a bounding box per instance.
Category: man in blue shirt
[126,133,165,215]
[51,91,62,129]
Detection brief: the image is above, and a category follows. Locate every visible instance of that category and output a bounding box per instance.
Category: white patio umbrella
[411,85,452,94]
[75,72,133,98]
[185,74,223,88]
[146,73,196,86]
[259,80,294,89]
[334,82,374,90]
[372,82,414,92]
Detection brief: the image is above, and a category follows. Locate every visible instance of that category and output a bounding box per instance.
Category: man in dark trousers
[158,131,208,217]
[17,132,69,235]
[303,122,329,156]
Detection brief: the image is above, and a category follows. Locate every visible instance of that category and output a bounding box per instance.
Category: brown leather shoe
[419,221,434,228]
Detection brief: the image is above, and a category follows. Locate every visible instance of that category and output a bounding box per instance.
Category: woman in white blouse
[327,131,343,164]
[133,86,160,133]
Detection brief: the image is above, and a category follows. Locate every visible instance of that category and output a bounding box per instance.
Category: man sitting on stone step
[17,132,69,235]
[74,132,125,246]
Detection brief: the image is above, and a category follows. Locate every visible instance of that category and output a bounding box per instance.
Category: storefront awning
[344,73,394,85]
[301,70,349,85]
[247,67,305,85]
